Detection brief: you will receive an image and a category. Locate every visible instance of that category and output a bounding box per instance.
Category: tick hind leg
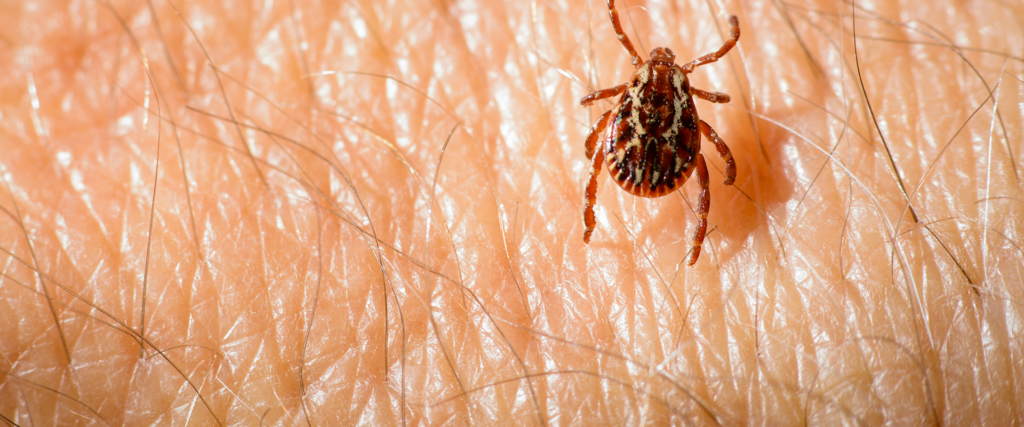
[583,110,613,243]
[681,16,741,73]
[699,120,736,185]
[687,154,711,266]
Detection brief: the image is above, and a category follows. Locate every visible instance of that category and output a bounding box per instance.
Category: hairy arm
[0,0,1021,424]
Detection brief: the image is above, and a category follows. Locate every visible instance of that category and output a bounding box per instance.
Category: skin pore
[0,0,1022,424]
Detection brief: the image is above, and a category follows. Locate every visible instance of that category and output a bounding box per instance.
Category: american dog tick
[582,0,739,266]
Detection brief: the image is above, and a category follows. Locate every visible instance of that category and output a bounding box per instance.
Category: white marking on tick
[672,72,690,100]
[624,136,642,152]
[627,64,652,135]
[672,72,685,92]
[663,91,686,139]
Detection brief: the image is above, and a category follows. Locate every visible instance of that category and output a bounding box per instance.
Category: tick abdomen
[606,63,700,198]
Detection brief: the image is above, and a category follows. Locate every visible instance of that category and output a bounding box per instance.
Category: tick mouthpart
[650,47,675,65]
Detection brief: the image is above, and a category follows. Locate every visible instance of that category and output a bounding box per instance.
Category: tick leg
[699,120,736,185]
[691,87,730,104]
[581,83,627,107]
[681,16,740,73]
[583,149,608,243]
[585,110,614,160]
[583,112,613,243]
[687,154,711,266]
[607,0,642,68]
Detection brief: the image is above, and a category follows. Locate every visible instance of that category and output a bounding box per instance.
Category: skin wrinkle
[0,0,1021,425]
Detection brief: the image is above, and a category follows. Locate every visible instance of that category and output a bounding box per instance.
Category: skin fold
[0,0,1021,424]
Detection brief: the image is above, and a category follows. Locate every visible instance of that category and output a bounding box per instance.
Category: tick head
[650,47,675,66]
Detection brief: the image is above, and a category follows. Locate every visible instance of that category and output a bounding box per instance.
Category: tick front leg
[681,16,740,73]
[581,83,627,107]
[583,111,613,243]
[606,0,642,67]
[699,120,736,185]
[687,154,711,266]
[691,87,730,104]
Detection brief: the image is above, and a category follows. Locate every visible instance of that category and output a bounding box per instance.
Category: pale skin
[0,0,1022,425]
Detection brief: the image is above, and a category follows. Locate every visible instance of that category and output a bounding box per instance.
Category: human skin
[0,0,1022,425]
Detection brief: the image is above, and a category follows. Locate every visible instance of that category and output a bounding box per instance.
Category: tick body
[582,1,739,266]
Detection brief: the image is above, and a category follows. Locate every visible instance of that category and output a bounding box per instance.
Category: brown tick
[582,0,739,266]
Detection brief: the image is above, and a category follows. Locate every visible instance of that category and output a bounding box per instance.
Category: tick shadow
[697,98,850,268]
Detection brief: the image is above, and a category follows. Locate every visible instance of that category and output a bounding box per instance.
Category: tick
[582,1,740,266]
